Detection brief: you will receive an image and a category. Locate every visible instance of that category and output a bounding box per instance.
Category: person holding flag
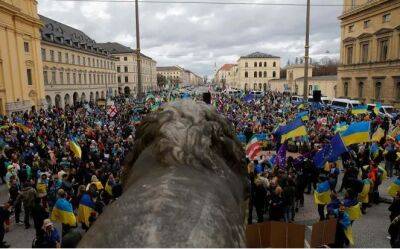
[314,175,331,221]
[50,189,76,236]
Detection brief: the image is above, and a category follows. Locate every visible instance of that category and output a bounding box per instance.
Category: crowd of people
[0,90,399,248]
[214,91,400,247]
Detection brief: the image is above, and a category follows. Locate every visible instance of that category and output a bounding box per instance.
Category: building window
[72,54,75,64]
[245,62,248,67]
[50,50,54,62]
[346,45,353,64]
[43,71,48,85]
[78,56,81,65]
[361,43,369,63]
[358,81,364,98]
[254,62,257,67]
[24,42,29,53]
[51,71,56,84]
[88,58,91,67]
[273,71,276,78]
[263,71,267,77]
[89,74,92,84]
[124,57,127,61]
[58,52,62,62]
[375,82,382,100]
[344,82,348,97]
[382,13,391,23]
[348,24,354,32]
[258,62,262,67]
[379,39,389,61]
[245,71,248,78]
[125,76,128,82]
[41,48,46,60]
[67,73,70,84]
[253,83,257,90]
[78,73,81,84]
[83,57,86,66]
[73,73,76,84]
[118,76,121,83]
[396,81,400,100]
[65,53,69,63]
[258,71,262,77]
[60,72,64,84]
[117,67,120,73]
[84,74,87,84]
[26,69,32,85]
[273,62,276,67]
[351,0,355,8]
[124,66,128,73]
[264,62,267,67]
[364,20,370,29]
[254,71,257,78]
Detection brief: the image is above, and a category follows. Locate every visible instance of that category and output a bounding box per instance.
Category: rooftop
[39,15,111,57]
[240,52,280,59]
[157,66,182,71]
[97,42,153,60]
[218,64,236,71]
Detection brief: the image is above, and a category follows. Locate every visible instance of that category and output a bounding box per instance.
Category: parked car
[291,96,304,104]
[367,104,397,119]
[330,98,360,112]
[249,91,264,98]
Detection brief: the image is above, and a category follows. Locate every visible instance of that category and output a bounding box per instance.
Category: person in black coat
[32,197,49,240]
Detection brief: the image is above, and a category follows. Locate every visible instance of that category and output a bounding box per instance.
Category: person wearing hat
[41,219,60,248]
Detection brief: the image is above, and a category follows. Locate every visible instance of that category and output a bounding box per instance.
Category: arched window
[253,83,257,90]
[273,62,276,67]
[344,82,349,97]
[375,82,382,100]
[254,62,257,67]
[263,71,267,77]
[245,62,248,67]
[273,71,276,78]
[258,83,262,90]
[259,62,262,67]
[258,71,262,77]
[254,71,257,78]
[264,62,267,67]
[245,71,248,78]
[358,81,364,98]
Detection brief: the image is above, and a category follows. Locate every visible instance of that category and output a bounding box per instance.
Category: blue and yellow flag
[77,193,95,227]
[296,111,309,121]
[351,105,368,115]
[334,122,348,133]
[374,102,382,115]
[340,121,370,146]
[51,198,76,226]
[277,119,308,143]
[345,203,362,221]
[69,137,82,159]
[314,180,331,205]
[370,142,380,159]
[387,177,400,197]
[358,178,371,204]
[371,127,385,142]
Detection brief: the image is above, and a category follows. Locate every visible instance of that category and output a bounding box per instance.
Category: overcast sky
[38,0,343,77]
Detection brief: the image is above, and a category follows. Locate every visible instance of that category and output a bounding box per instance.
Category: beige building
[269,64,337,99]
[237,52,280,91]
[215,64,237,89]
[40,15,118,108]
[157,66,201,85]
[337,0,400,106]
[98,42,157,95]
[0,0,45,114]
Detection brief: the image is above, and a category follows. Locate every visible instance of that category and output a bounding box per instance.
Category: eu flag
[313,134,347,168]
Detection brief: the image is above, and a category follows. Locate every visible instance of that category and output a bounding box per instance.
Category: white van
[330,98,360,112]
[250,91,264,98]
[367,104,397,119]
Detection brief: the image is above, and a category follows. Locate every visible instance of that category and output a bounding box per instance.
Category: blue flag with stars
[313,133,347,168]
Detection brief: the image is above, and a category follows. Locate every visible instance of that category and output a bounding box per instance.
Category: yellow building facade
[98,42,157,95]
[40,15,118,108]
[337,0,400,106]
[0,0,45,114]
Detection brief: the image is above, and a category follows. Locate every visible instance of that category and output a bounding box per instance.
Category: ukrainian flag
[314,180,331,205]
[358,179,371,204]
[15,122,31,133]
[334,122,348,133]
[387,178,400,197]
[296,111,309,121]
[370,143,380,159]
[51,198,76,226]
[373,102,382,115]
[105,180,113,196]
[351,105,368,115]
[340,121,371,146]
[371,127,385,142]
[279,119,308,143]
[69,137,82,159]
[346,203,362,221]
[77,193,95,227]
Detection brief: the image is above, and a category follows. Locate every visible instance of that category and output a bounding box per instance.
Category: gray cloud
[38,0,342,77]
